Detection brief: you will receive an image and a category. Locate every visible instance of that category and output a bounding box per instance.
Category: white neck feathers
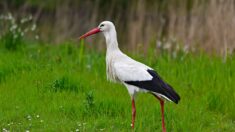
[103,27,120,54]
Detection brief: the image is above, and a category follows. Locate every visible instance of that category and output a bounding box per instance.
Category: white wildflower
[183,45,189,54]
[31,24,36,31]
[229,47,234,55]
[28,15,32,20]
[35,35,39,40]
[27,115,32,120]
[86,64,91,69]
[2,128,9,132]
[7,13,13,20]
[163,42,171,49]
[156,40,162,48]
[77,122,82,127]
[21,18,27,24]
[10,24,17,31]
[176,44,180,51]
[21,32,24,37]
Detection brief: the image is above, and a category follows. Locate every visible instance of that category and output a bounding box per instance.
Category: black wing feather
[125,69,180,104]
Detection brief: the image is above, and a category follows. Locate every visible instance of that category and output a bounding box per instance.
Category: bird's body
[79,21,180,132]
[106,48,179,102]
[103,21,179,102]
[106,48,150,94]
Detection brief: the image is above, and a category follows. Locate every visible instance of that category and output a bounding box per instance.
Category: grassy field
[0,43,234,131]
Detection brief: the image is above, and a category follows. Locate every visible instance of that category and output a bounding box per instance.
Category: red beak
[79,27,101,39]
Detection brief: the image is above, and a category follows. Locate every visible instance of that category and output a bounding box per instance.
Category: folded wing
[114,61,180,104]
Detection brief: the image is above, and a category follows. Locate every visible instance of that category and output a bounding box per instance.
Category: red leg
[131,98,136,129]
[152,94,166,132]
[160,100,166,132]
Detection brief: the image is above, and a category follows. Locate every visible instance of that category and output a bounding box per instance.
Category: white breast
[106,52,120,82]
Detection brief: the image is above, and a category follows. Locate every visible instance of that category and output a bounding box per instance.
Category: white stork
[79,21,180,132]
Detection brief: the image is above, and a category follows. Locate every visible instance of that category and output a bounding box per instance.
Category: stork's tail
[163,83,180,104]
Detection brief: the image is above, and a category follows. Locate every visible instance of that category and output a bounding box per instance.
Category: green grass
[0,43,234,131]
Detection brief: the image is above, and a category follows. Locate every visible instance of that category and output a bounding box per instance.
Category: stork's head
[79,21,116,39]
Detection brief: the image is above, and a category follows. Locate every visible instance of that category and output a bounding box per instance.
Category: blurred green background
[0,0,234,55]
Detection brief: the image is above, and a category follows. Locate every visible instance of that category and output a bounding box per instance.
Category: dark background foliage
[0,0,234,55]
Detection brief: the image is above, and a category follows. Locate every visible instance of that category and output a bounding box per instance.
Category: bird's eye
[100,24,104,27]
